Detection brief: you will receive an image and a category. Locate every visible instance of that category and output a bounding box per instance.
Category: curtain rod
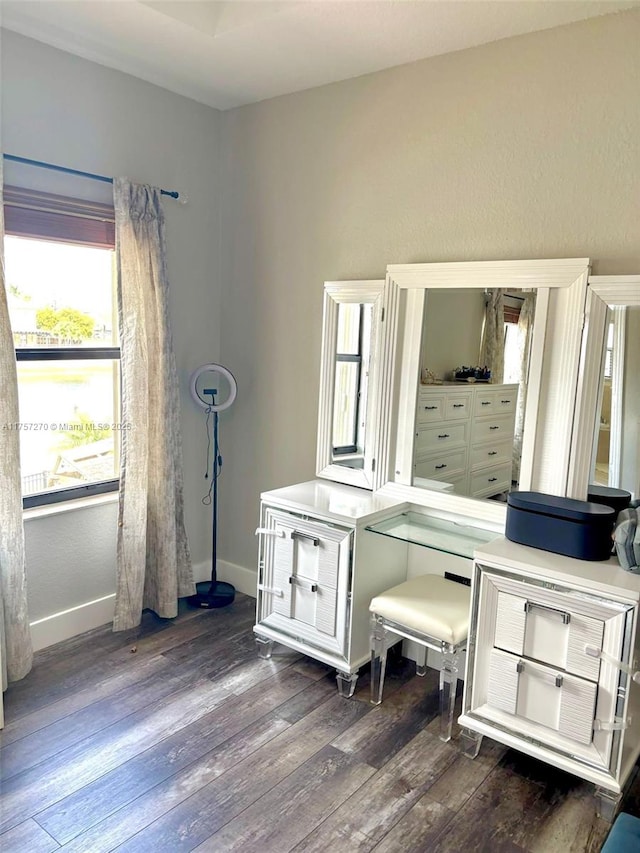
[3,154,181,200]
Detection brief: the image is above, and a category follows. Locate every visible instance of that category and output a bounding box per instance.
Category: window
[332,303,372,457]
[3,186,120,507]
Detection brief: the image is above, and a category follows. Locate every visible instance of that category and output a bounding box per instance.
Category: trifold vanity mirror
[316,280,384,489]
[569,276,640,501]
[318,259,597,526]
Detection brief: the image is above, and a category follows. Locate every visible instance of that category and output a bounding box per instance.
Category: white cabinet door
[258,509,352,656]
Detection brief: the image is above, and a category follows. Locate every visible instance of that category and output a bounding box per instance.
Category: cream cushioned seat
[369,574,469,645]
[369,573,471,743]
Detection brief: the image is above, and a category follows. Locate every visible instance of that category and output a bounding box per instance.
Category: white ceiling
[2,0,638,110]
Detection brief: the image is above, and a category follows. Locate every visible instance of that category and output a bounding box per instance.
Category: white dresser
[414,383,518,497]
[460,537,640,819]
[253,480,407,696]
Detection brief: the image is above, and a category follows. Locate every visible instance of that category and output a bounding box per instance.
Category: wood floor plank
[0,819,60,853]
[192,744,376,853]
[0,658,192,779]
[35,667,316,843]
[369,794,455,853]
[102,694,371,852]
[56,713,293,853]
[427,739,507,812]
[0,676,233,834]
[331,668,440,768]
[292,728,458,853]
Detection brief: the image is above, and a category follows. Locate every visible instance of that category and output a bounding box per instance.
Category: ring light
[189,363,237,412]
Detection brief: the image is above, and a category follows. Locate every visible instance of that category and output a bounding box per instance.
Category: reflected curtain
[0,164,33,686]
[113,178,194,632]
[512,293,536,485]
[480,288,505,383]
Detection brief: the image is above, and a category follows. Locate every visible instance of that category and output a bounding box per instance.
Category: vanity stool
[369,574,470,742]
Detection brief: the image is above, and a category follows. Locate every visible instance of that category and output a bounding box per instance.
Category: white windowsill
[23,491,119,521]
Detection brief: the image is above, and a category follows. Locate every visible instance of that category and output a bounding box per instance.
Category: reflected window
[332,304,372,457]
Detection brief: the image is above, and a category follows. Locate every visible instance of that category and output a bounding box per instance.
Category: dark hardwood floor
[1,594,638,852]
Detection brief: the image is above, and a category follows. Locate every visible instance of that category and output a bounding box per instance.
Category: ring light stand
[187,364,238,609]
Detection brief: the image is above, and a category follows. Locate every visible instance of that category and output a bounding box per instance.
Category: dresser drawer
[494,590,604,682]
[415,421,468,454]
[416,393,445,424]
[471,440,512,471]
[474,388,518,417]
[414,449,467,481]
[444,393,472,420]
[487,648,597,746]
[469,463,511,498]
[472,413,515,444]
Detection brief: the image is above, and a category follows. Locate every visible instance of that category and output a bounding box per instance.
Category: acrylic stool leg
[439,652,459,742]
[416,643,428,677]
[370,615,389,705]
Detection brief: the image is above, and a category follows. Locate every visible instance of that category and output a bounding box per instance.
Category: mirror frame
[316,279,385,489]
[374,259,591,526]
[568,275,640,499]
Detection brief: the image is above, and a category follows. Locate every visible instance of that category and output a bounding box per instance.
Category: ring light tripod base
[188,580,236,609]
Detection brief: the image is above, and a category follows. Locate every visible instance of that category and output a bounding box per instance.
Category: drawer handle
[453,404,464,408]
[524,600,571,625]
[489,425,499,430]
[424,405,438,410]
[555,674,564,688]
[257,584,284,598]
[516,660,525,673]
[488,477,498,483]
[291,530,320,546]
[437,433,450,439]
[289,576,318,592]
[501,399,512,404]
[488,451,498,456]
[481,401,491,406]
[435,464,447,470]
[255,527,286,538]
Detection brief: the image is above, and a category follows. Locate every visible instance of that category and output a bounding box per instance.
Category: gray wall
[219,10,640,573]
[2,31,222,623]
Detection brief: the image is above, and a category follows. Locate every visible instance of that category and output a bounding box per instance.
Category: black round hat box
[587,485,632,518]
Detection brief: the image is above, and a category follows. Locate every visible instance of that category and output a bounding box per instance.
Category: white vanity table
[459,537,640,819]
[252,259,639,817]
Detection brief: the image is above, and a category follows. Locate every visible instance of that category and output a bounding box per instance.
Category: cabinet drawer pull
[435,464,447,470]
[489,425,499,430]
[555,674,564,688]
[524,600,571,625]
[257,584,283,598]
[437,433,450,439]
[424,405,438,410]
[516,660,525,673]
[289,576,318,592]
[481,401,491,406]
[501,399,512,404]
[291,530,320,546]
[453,404,464,408]
[488,477,497,483]
[255,527,285,538]
[488,451,498,456]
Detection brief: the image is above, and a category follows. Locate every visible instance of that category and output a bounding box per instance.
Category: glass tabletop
[365,511,499,559]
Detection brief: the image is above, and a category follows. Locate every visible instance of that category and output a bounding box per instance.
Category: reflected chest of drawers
[459,537,640,820]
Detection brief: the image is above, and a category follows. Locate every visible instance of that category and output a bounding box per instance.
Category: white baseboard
[30,593,115,652]
[193,558,257,598]
[30,561,257,652]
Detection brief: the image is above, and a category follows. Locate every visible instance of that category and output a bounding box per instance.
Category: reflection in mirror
[414,287,536,501]
[332,303,373,469]
[590,305,640,496]
[316,279,384,490]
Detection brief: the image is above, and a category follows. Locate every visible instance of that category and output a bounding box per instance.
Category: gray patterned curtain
[113,179,194,631]
[512,293,536,485]
[480,288,505,383]
[0,164,33,687]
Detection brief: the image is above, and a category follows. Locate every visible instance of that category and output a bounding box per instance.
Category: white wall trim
[30,593,115,652]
